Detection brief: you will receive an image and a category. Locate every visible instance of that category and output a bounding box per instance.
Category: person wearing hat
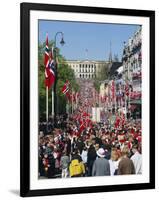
[92,148,110,176]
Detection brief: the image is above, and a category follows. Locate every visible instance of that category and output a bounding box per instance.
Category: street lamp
[54,31,65,47]
[53,32,65,125]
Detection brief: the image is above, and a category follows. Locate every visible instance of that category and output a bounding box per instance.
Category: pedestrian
[65,135,71,156]
[131,144,142,174]
[69,149,85,177]
[81,146,88,175]
[118,147,135,175]
[87,141,97,176]
[60,151,70,178]
[109,148,119,176]
[76,137,84,154]
[42,154,49,177]
[92,148,110,176]
[81,146,88,164]
[47,153,55,178]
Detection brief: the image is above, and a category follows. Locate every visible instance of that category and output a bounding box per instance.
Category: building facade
[97,27,142,119]
[66,60,109,79]
[122,26,142,119]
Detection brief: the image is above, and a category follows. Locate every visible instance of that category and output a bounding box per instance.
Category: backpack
[69,159,85,177]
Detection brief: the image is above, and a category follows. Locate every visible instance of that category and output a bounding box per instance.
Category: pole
[46,86,49,132]
[53,31,65,123]
[53,48,57,119]
[72,89,73,114]
[51,47,54,123]
[66,103,69,118]
[125,94,127,120]
[52,89,54,120]
[76,93,77,110]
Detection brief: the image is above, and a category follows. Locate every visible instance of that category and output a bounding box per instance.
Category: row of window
[71,64,96,69]
[79,64,96,69]
[79,69,95,73]
[79,74,96,79]
[124,60,141,71]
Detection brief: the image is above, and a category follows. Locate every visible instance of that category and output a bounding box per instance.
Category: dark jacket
[87,145,97,163]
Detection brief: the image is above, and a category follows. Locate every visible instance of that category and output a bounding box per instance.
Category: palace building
[66,60,109,79]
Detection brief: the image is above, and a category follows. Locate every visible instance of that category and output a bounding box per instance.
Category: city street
[38,22,142,179]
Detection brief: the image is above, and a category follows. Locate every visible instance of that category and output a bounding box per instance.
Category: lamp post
[53,32,65,126]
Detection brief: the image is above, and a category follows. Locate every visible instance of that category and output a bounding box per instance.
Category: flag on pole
[44,34,55,89]
[49,46,56,84]
[111,80,115,101]
[61,80,70,97]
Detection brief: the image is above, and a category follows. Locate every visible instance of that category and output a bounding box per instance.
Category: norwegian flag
[44,34,55,89]
[66,91,75,103]
[121,113,126,126]
[49,47,56,80]
[118,83,123,107]
[111,80,115,102]
[115,116,120,128]
[75,92,79,103]
[61,80,70,97]
[79,122,85,133]
[82,112,90,119]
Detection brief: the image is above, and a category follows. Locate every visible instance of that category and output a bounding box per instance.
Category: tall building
[122,26,142,119]
[66,60,109,79]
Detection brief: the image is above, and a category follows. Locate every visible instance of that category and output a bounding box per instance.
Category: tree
[93,63,109,92]
[38,40,79,119]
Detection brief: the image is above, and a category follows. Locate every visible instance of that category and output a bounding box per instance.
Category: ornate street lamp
[53,32,65,126]
[54,31,65,47]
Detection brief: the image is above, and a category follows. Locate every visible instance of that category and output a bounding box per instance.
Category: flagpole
[72,89,73,114]
[54,32,65,120]
[52,88,54,121]
[51,47,54,124]
[125,91,127,120]
[76,93,77,110]
[46,86,49,132]
[45,33,49,133]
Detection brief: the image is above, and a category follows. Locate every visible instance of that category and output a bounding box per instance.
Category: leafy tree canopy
[38,40,79,117]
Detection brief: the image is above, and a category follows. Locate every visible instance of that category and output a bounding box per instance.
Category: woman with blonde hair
[109,148,119,176]
[118,147,135,175]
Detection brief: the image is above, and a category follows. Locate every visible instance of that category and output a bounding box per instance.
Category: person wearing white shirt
[131,144,142,174]
[109,148,120,176]
[81,147,88,164]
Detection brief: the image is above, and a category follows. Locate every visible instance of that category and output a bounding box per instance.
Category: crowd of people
[38,114,142,179]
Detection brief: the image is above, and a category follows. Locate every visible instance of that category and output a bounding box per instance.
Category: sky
[39,20,140,61]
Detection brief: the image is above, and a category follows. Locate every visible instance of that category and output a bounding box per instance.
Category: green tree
[93,64,109,92]
[38,40,79,119]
